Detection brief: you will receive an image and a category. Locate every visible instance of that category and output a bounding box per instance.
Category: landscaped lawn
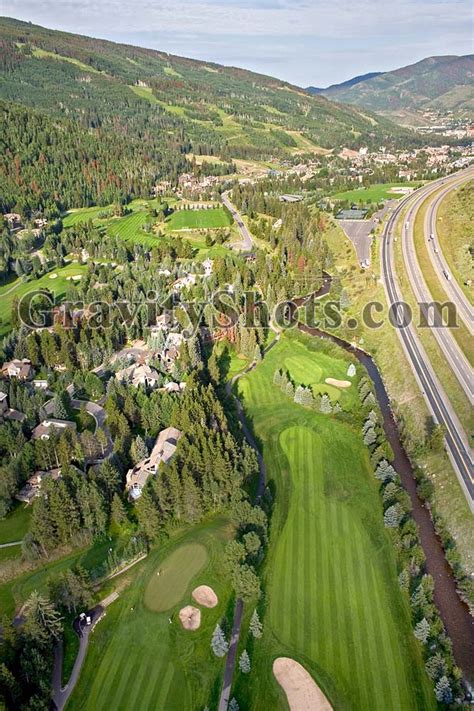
[165,207,232,231]
[0,537,125,618]
[332,182,422,204]
[0,263,87,338]
[0,503,31,544]
[232,333,434,711]
[68,518,234,711]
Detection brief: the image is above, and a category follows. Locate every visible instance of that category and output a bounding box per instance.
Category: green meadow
[233,333,434,711]
[332,182,422,204]
[68,518,234,711]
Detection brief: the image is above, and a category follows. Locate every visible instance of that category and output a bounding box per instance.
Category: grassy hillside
[436,180,474,303]
[0,16,419,167]
[233,334,434,711]
[319,55,474,117]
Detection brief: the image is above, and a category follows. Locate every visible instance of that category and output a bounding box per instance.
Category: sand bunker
[179,605,201,630]
[325,378,351,389]
[49,273,58,279]
[192,585,218,608]
[273,658,332,711]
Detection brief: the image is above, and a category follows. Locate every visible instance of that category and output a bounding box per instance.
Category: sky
[1,0,472,86]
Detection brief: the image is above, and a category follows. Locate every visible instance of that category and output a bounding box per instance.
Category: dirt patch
[192,585,218,608]
[273,657,332,711]
[178,605,201,630]
[325,377,351,389]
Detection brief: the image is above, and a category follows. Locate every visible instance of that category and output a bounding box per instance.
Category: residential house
[126,427,182,499]
[116,363,161,389]
[1,359,34,381]
[31,419,76,440]
[16,468,62,505]
[202,258,213,277]
[3,213,22,231]
[0,392,8,417]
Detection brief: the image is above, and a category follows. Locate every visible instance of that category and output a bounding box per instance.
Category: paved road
[425,176,473,334]
[52,606,104,711]
[221,192,254,251]
[218,599,244,711]
[381,172,474,510]
[401,174,473,404]
[337,203,393,266]
[44,386,113,461]
[337,218,375,265]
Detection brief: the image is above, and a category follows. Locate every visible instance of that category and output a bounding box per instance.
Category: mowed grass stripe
[354,525,386,709]
[109,654,143,711]
[85,636,130,710]
[144,659,176,711]
[121,654,156,711]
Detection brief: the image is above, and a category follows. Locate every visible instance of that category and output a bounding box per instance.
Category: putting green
[143,543,208,612]
[284,355,323,385]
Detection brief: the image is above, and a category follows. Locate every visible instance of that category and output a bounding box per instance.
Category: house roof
[126,427,182,497]
[32,419,76,440]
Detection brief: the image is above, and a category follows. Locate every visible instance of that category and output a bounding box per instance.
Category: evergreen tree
[320,394,332,414]
[253,344,262,363]
[384,504,403,528]
[273,369,282,386]
[249,609,263,638]
[239,650,251,674]
[347,363,356,377]
[229,699,239,711]
[211,624,229,658]
[110,492,128,527]
[131,435,148,464]
[375,460,397,483]
[363,426,377,447]
[414,618,430,644]
[22,592,63,645]
[434,676,452,704]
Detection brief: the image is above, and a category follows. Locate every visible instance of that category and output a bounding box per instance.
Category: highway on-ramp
[381,171,473,510]
[425,176,473,333]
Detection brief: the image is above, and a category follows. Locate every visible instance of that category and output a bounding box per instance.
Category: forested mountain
[307,71,382,95]
[0,17,422,214]
[312,55,474,119]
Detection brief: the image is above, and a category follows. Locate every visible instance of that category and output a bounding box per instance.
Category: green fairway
[105,211,157,245]
[165,207,232,231]
[143,543,208,612]
[68,519,234,711]
[0,264,87,338]
[332,182,422,204]
[63,205,110,227]
[0,504,31,544]
[234,333,434,711]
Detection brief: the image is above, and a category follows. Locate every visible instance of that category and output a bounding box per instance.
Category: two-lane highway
[401,174,473,405]
[221,191,254,251]
[380,172,473,510]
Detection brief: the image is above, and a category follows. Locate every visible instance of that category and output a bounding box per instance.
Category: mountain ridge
[308,54,474,119]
